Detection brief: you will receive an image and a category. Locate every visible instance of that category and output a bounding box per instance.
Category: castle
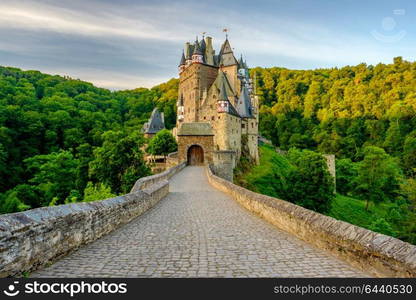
[173,35,259,179]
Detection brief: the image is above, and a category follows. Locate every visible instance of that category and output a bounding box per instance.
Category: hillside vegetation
[1,58,415,244]
[0,66,178,213]
[252,57,415,173]
[236,144,414,243]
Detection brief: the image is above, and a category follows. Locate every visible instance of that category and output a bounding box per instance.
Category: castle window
[211,116,215,121]
[242,124,245,129]
[251,122,254,128]
[203,116,206,120]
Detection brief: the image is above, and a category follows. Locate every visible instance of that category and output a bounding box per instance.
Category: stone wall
[211,150,235,182]
[206,166,416,278]
[131,162,186,192]
[0,163,184,278]
[177,135,214,164]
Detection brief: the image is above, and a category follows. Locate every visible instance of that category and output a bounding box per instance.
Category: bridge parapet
[0,163,185,277]
[131,161,186,192]
[206,165,416,278]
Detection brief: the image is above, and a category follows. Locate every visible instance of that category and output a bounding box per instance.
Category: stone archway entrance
[187,145,204,165]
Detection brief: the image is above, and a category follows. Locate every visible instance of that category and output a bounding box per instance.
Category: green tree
[403,132,416,175]
[285,149,335,213]
[89,130,151,194]
[355,146,403,210]
[83,182,115,202]
[146,129,178,157]
[0,190,30,214]
[335,158,358,195]
[24,150,79,205]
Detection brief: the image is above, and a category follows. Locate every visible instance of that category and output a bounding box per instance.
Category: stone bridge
[1,165,415,278]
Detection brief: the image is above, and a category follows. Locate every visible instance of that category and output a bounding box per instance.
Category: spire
[219,38,238,66]
[219,80,228,101]
[200,37,206,53]
[236,86,253,118]
[142,108,165,134]
[178,51,185,66]
[238,54,244,68]
[193,40,203,55]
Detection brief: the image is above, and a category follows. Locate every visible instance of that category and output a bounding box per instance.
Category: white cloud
[0,0,413,89]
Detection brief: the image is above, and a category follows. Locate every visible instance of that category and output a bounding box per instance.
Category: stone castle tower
[174,35,259,180]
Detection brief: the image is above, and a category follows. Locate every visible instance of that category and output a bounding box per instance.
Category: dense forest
[1,58,415,243]
[0,66,178,213]
[253,57,415,171]
[246,57,416,244]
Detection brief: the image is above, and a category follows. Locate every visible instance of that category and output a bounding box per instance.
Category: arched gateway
[177,122,214,165]
[187,145,204,165]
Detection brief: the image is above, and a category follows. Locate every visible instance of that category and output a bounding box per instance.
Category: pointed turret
[178,51,186,73]
[217,81,230,113]
[219,38,238,66]
[192,39,203,63]
[142,108,165,137]
[219,81,228,100]
[200,37,206,54]
[236,86,253,118]
[238,54,244,68]
[178,51,185,67]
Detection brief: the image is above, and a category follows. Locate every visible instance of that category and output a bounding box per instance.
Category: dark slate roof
[218,39,238,67]
[178,51,185,66]
[238,54,245,69]
[236,86,254,118]
[219,81,228,101]
[200,38,206,53]
[177,122,214,136]
[142,108,165,134]
[193,41,203,55]
[215,72,240,117]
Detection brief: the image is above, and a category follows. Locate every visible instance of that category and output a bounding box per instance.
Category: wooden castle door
[187,145,204,165]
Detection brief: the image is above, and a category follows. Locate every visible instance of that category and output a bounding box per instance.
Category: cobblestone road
[33,166,366,277]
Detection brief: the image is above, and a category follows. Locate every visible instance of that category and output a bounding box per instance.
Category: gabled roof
[142,108,165,134]
[236,86,254,118]
[212,71,235,96]
[218,38,238,66]
[213,72,240,117]
[219,81,228,101]
[177,122,214,136]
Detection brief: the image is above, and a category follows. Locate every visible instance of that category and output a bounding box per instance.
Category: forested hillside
[253,57,415,170]
[1,58,415,244]
[248,57,416,244]
[0,66,178,213]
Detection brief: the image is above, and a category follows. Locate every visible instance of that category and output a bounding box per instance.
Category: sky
[0,0,415,90]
